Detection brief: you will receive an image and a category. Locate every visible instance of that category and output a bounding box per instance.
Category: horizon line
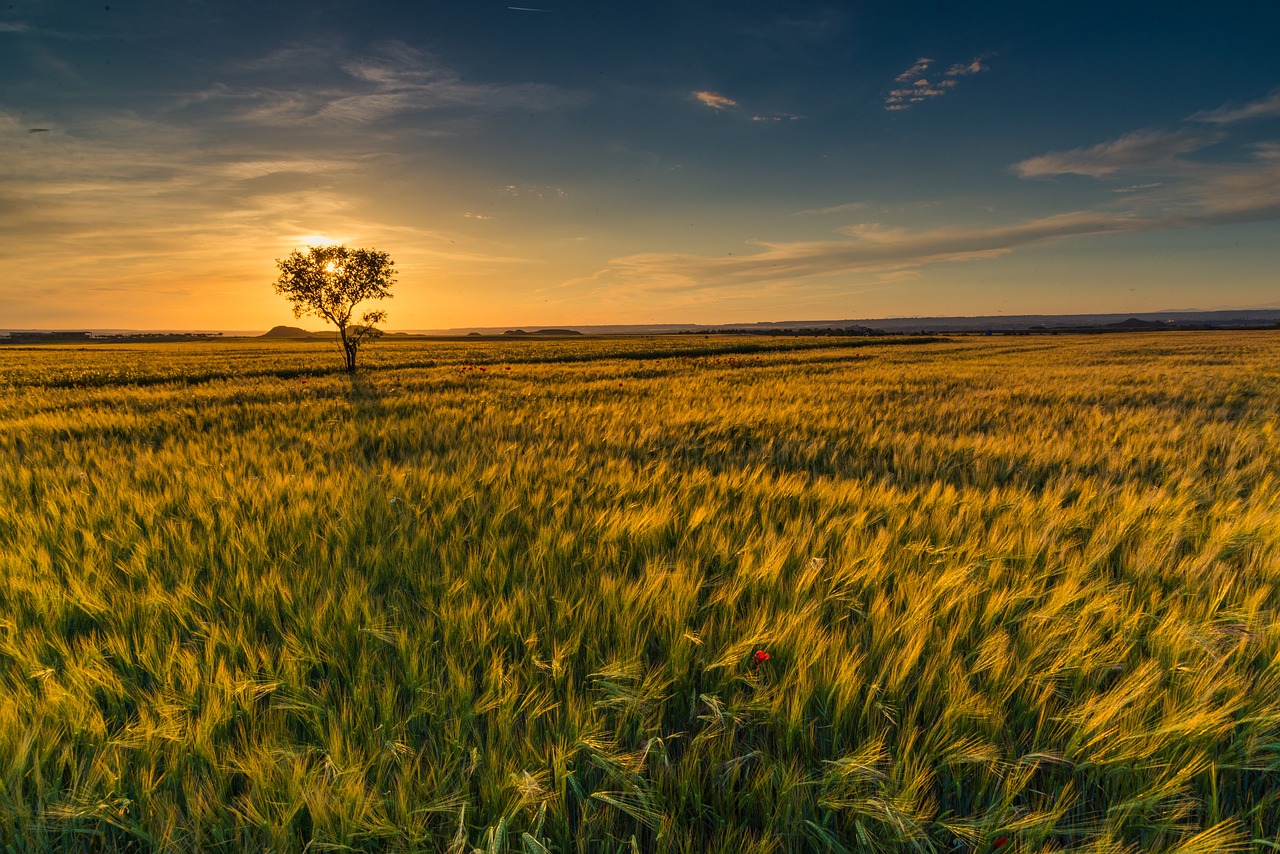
[6,307,1280,337]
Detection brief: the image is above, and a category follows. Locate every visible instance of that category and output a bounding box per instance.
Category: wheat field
[2,332,1279,852]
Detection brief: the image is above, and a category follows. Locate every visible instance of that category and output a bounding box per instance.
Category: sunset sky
[4,1,1279,330]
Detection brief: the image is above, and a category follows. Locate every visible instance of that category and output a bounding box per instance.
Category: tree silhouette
[273,245,396,372]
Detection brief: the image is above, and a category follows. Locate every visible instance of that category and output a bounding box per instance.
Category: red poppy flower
[751,650,771,669]
[993,836,1007,849]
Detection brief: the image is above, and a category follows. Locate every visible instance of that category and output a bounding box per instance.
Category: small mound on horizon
[1105,317,1170,330]
[502,328,583,337]
[261,325,316,339]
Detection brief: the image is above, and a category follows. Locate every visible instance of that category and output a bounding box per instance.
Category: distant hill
[261,325,316,339]
[1104,317,1172,330]
[502,328,585,337]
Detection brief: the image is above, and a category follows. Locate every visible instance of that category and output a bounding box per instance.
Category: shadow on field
[345,372,387,465]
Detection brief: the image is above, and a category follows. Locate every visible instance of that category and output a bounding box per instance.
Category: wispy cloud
[330,44,575,118]
[691,89,804,124]
[197,41,582,127]
[1111,182,1165,193]
[791,201,868,216]
[1190,89,1280,124]
[215,158,352,180]
[1013,128,1223,177]
[228,42,342,73]
[0,19,116,40]
[945,55,990,77]
[885,54,990,111]
[894,57,933,83]
[503,183,571,199]
[693,90,738,110]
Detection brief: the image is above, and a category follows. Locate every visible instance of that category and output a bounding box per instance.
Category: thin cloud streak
[194,41,583,127]
[791,201,868,216]
[1190,89,1280,124]
[1014,128,1223,177]
[693,90,738,110]
[691,89,802,123]
[0,19,118,40]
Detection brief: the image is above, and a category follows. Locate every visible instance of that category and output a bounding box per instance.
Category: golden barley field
[2,332,1279,852]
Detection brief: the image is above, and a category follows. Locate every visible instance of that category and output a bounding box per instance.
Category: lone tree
[273,244,396,372]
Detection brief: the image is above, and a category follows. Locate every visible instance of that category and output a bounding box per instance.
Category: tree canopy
[273,245,396,372]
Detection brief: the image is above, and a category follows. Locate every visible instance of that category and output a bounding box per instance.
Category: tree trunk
[339,326,357,372]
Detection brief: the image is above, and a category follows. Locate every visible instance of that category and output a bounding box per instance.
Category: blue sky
[3,1,1279,329]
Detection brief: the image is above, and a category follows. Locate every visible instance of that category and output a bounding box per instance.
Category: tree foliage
[273,244,396,371]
